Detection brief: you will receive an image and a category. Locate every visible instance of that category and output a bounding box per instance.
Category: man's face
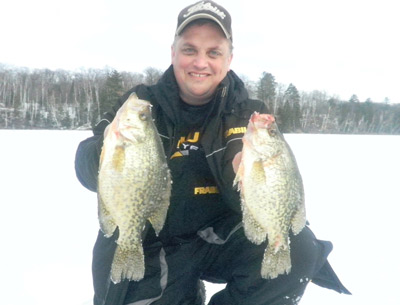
[171,22,233,105]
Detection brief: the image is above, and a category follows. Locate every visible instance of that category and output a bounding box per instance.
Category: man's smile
[189,72,209,78]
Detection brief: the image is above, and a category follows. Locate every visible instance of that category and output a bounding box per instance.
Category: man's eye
[182,48,195,55]
[209,50,222,57]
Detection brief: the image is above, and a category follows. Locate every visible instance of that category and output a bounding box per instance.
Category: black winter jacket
[75,66,350,304]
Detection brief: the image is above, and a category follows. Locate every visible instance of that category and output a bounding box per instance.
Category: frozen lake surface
[1,130,399,305]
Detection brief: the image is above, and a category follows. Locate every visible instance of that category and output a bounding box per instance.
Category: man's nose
[193,52,208,69]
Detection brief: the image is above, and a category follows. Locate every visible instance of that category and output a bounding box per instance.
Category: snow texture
[1,131,399,305]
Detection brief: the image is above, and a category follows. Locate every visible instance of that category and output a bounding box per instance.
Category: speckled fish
[233,112,306,279]
[98,92,171,283]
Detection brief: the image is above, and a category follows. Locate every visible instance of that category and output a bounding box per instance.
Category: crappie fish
[233,112,306,279]
[98,93,171,283]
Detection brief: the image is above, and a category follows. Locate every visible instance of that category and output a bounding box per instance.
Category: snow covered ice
[1,130,399,305]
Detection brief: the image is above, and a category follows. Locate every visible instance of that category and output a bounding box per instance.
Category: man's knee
[207,227,330,305]
[290,226,333,277]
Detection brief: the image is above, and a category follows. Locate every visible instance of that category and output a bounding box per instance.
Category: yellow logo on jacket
[224,127,247,138]
[170,132,201,159]
[194,186,219,195]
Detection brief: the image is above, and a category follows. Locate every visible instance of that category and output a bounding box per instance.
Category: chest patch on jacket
[170,131,201,159]
[169,130,219,196]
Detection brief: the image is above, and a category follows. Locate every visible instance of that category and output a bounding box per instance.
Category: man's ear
[171,44,176,64]
[228,53,233,71]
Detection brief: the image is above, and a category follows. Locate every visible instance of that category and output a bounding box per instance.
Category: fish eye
[139,112,147,121]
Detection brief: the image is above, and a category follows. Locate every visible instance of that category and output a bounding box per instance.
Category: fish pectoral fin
[112,145,126,172]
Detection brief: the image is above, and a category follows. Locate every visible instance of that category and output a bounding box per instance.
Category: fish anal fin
[241,200,267,245]
[148,172,171,235]
[291,202,306,235]
[98,194,117,237]
[148,196,170,235]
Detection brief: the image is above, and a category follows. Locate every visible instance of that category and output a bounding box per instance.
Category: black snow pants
[106,225,350,305]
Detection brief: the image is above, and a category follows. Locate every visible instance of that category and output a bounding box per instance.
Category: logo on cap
[183,1,226,19]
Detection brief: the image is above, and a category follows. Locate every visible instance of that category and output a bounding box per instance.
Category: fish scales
[98,93,171,284]
[233,112,306,279]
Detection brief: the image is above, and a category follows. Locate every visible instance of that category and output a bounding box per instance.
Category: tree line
[1,64,399,134]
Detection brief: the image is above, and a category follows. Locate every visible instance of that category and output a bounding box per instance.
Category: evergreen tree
[99,70,124,115]
[349,94,359,103]
[277,100,292,133]
[257,72,277,112]
[283,83,302,132]
[61,111,73,129]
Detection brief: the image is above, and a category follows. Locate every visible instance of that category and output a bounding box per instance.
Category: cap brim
[175,13,231,40]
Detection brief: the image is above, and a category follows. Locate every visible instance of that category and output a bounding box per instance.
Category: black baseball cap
[175,1,232,41]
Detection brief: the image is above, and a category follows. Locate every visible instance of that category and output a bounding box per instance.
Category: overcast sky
[1,0,399,103]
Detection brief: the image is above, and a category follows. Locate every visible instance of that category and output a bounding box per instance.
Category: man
[75,1,350,304]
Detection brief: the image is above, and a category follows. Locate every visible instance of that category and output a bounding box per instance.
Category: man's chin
[182,91,213,105]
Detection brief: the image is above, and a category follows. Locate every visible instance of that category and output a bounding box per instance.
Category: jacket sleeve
[74,121,107,192]
[74,88,137,192]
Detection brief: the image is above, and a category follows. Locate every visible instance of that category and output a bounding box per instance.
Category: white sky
[1,0,399,103]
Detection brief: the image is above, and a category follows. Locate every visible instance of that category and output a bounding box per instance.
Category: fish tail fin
[111,244,145,284]
[261,241,291,279]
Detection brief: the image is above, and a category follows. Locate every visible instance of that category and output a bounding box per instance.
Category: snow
[1,130,399,305]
